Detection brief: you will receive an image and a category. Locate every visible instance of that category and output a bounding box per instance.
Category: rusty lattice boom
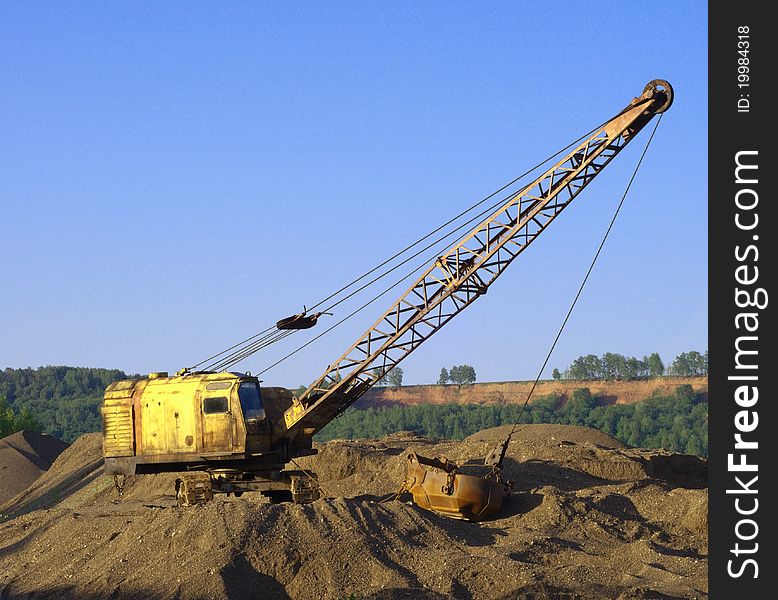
[278,80,672,440]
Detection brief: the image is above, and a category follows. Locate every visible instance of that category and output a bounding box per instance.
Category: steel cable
[504,114,664,443]
[190,102,649,372]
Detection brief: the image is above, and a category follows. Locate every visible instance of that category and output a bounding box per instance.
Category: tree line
[2,360,707,452]
[553,350,707,381]
[438,365,477,385]
[299,363,478,392]
[0,397,42,438]
[316,384,708,456]
[0,366,128,442]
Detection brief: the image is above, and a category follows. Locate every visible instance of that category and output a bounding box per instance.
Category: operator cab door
[200,381,237,453]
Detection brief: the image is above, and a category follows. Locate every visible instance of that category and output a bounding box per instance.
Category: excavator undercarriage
[174,469,320,507]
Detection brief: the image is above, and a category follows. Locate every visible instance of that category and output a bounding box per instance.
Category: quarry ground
[0,424,707,600]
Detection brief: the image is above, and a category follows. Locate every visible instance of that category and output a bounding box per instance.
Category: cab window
[203,396,229,414]
[206,381,231,391]
[238,382,265,420]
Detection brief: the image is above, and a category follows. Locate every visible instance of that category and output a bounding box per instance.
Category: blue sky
[1,2,707,387]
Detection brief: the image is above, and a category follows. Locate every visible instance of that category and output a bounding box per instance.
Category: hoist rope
[190,325,277,370]
[301,99,649,321]
[251,113,641,376]
[189,100,652,373]
[504,114,663,443]
[257,249,438,376]
[215,191,521,374]
[190,124,599,373]
[304,120,611,315]
[206,329,296,372]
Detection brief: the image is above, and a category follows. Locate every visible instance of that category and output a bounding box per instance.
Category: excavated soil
[0,425,707,599]
[356,377,708,408]
[0,431,69,505]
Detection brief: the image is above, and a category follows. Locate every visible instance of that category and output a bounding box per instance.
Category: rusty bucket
[403,451,509,521]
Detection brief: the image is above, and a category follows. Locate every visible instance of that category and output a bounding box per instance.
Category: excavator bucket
[403,451,509,522]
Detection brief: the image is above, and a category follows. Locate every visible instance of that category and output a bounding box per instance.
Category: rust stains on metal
[403,449,511,521]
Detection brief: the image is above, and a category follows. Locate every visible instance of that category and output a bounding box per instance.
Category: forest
[0,366,128,442]
[554,350,707,381]
[316,384,708,456]
[1,366,707,455]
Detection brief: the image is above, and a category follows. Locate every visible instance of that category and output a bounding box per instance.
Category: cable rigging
[490,114,664,467]
[188,103,649,375]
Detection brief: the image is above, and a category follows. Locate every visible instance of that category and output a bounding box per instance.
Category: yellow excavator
[101,80,673,519]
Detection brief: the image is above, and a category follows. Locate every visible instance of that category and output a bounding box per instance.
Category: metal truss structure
[278,80,673,438]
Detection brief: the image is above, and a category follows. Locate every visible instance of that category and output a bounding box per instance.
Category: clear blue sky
[1,2,707,387]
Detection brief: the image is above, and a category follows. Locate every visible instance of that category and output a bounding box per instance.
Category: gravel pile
[0,425,707,599]
[0,430,69,505]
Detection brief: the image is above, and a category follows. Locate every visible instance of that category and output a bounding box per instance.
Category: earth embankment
[356,376,708,408]
[0,424,707,599]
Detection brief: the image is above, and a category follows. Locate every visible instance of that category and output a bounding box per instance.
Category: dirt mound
[0,430,69,505]
[0,432,104,518]
[464,423,627,447]
[0,425,707,599]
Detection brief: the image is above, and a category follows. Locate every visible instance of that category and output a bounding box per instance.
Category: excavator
[101,80,673,520]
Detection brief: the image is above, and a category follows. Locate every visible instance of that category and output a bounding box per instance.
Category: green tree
[0,397,14,437]
[568,354,602,380]
[449,365,476,385]
[316,386,708,457]
[14,406,41,432]
[623,357,647,380]
[0,366,127,441]
[689,351,707,375]
[562,388,599,423]
[437,368,449,384]
[384,367,404,388]
[648,352,665,377]
[552,368,561,380]
[601,353,626,380]
[669,351,707,376]
[565,352,670,381]
[0,396,42,437]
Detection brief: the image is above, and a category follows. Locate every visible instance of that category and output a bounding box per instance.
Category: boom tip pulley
[641,79,673,113]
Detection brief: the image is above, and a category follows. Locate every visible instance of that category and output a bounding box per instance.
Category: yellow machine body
[101,371,298,477]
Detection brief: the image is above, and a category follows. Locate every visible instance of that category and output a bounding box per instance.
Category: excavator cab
[237,380,270,433]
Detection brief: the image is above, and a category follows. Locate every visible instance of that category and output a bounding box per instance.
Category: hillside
[356,376,708,408]
[1,367,707,447]
[319,383,709,456]
[0,366,129,442]
[0,424,707,599]
[0,430,69,505]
